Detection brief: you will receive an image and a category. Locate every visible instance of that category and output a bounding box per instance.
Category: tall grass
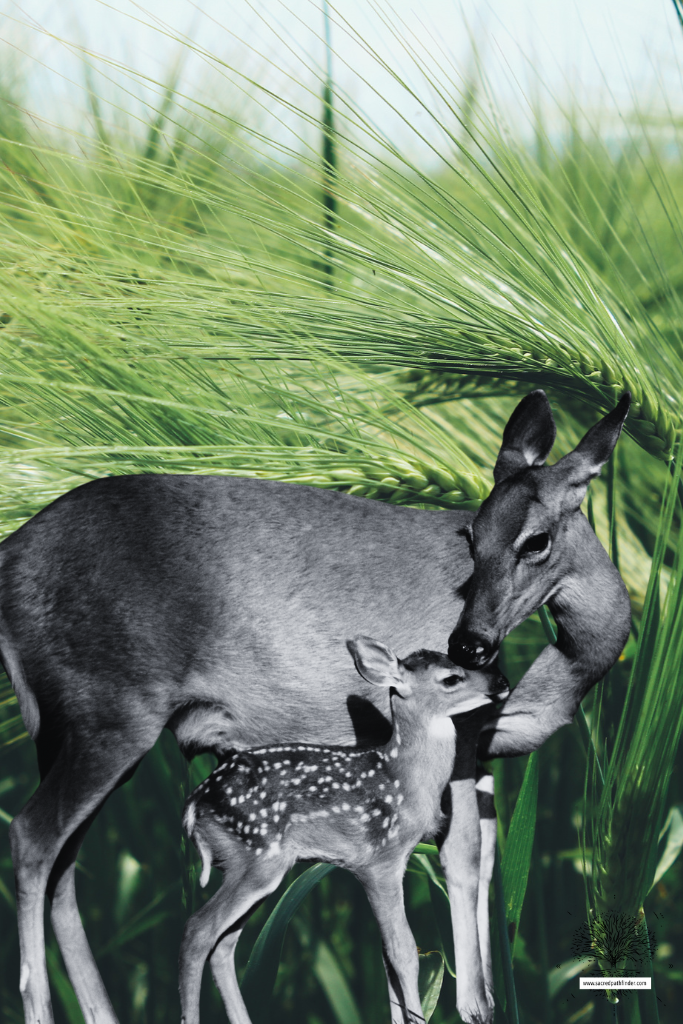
[1,4,683,1022]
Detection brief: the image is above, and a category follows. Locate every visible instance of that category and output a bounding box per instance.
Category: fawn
[179,636,509,1024]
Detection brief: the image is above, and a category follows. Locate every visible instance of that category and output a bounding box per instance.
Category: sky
[2,1,683,154]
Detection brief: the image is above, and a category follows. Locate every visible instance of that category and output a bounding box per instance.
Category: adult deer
[1,390,631,1024]
[179,638,508,1024]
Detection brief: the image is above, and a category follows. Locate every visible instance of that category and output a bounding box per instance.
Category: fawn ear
[494,390,556,484]
[556,393,630,510]
[347,636,404,689]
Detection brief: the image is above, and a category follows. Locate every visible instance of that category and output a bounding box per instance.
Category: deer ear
[346,636,402,688]
[557,393,631,510]
[493,391,556,484]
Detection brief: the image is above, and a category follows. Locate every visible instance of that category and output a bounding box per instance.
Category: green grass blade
[312,939,362,1024]
[46,944,85,1024]
[500,752,540,954]
[493,841,519,1024]
[410,852,456,977]
[241,862,336,1020]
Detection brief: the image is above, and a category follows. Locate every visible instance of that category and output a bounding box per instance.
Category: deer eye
[519,532,551,557]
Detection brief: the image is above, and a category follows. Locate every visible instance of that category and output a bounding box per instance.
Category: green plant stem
[621,994,642,1024]
[494,841,520,1024]
[637,914,660,1024]
[607,452,620,571]
[321,0,337,285]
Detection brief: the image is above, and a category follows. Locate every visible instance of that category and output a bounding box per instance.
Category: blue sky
[4,1,683,152]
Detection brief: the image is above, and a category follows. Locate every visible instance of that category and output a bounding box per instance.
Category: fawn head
[347,636,509,726]
[449,391,631,667]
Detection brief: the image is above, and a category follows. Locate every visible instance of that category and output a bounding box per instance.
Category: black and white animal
[180,637,509,1024]
[3,391,631,1024]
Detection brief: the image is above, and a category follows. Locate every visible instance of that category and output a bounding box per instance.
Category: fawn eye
[519,532,550,557]
[442,674,462,688]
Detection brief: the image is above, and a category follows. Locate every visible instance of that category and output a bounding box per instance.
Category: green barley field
[1,3,683,1022]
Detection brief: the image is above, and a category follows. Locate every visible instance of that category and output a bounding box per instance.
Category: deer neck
[548,512,631,682]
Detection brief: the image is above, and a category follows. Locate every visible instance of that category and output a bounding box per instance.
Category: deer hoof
[456,996,494,1024]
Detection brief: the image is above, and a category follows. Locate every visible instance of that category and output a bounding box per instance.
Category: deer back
[0,474,472,752]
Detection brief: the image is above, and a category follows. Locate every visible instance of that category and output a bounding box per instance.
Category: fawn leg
[439,778,491,1024]
[357,863,423,1024]
[208,924,249,1024]
[475,771,496,1007]
[180,857,286,1024]
[10,726,162,1024]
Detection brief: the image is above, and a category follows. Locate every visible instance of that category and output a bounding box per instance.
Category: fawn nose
[491,672,510,699]
[447,629,496,668]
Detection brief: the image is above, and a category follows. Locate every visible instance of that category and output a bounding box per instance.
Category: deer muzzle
[447,628,497,668]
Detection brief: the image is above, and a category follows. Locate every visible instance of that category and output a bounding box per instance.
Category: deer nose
[448,630,496,668]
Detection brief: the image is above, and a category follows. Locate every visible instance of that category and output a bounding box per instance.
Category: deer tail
[182,799,213,888]
[0,616,41,741]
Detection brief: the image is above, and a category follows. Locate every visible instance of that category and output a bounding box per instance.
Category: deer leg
[356,863,423,1024]
[439,778,491,1024]
[10,725,163,1024]
[180,855,287,1024]
[475,771,496,1008]
[46,814,119,1024]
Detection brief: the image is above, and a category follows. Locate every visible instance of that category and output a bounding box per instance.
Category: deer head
[448,391,631,671]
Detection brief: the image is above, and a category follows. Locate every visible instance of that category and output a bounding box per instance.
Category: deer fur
[178,638,508,1024]
[0,390,631,1024]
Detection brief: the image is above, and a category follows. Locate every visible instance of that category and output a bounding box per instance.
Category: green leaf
[501,752,540,953]
[548,957,594,999]
[313,939,363,1024]
[241,863,336,1021]
[419,950,445,1022]
[650,805,683,890]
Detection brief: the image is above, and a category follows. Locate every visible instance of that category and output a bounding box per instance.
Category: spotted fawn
[179,635,508,1024]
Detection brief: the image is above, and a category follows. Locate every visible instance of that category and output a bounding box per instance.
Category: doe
[179,637,508,1024]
